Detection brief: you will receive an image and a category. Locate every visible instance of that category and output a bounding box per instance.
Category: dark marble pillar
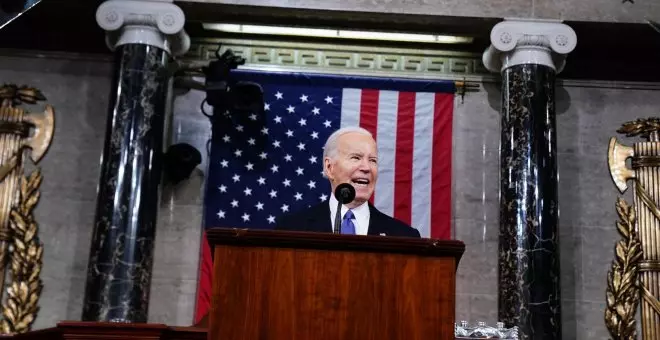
[498,64,560,339]
[482,19,576,340]
[81,44,169,323]
[84,0,189,322]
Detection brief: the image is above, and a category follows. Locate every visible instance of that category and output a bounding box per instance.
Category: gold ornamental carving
[605,197,642,339]
[0,85,54,334]
[607,118,660,340]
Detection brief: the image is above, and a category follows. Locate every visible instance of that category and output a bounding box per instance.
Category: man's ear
[323,158,333,180]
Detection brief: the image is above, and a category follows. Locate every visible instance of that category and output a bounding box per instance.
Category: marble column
[82,0,190,323]
[482,19,576,339]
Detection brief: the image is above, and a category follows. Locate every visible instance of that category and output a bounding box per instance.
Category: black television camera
[202,48,264,121]
[163,47,266,185]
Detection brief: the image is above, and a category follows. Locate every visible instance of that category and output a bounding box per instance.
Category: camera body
[163,48,265,184]
[203,49,264,120]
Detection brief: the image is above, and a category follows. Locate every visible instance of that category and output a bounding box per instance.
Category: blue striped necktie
[341,209,356,234]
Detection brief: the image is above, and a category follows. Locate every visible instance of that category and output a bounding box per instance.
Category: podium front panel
[209,242,457,340]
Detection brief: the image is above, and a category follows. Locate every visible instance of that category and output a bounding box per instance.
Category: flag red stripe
[393,92,415,224]
[359,89,379,139]
[359,89,379,205]
[431,93,453,239]
[194,231,213,323]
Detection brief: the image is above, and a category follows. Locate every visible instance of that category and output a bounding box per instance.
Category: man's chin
[353,192,373,204]
[347,199,365,209]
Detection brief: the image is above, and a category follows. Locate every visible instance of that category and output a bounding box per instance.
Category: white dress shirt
[328,193,370,235]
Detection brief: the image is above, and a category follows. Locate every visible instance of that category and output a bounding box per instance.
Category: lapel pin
[379,233,386,236]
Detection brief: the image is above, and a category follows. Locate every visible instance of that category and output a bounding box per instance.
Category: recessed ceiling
[0,0,657,82]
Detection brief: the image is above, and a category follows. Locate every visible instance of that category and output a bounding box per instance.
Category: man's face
[324,132,378,207]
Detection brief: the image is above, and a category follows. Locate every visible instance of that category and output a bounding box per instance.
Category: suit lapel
[367,204,386,236]
[306,201,333,233]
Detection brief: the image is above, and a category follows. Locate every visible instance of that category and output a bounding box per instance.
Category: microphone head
[334,183,356,204]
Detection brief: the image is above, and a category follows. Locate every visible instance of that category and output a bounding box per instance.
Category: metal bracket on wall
[455,79,480,103]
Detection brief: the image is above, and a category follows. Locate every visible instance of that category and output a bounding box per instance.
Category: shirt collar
[329,192,370,220]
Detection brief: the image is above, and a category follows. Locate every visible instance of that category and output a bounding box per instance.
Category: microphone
[333,183,356,234]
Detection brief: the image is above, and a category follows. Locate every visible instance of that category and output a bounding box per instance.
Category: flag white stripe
[340,89,361,128]
[373,90,398,216]
[411,92,435,238]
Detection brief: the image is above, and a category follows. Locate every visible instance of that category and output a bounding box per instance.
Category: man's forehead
[338,132,375,143]
[338,141,378,155]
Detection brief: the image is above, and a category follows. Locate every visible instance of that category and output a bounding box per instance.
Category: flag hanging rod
[172,60,481,98]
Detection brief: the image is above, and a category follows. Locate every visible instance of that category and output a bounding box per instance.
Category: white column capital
[96,0,190,56]
[482,18,577,73]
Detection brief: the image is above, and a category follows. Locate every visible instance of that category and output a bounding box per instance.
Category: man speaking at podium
[275,126,421,238]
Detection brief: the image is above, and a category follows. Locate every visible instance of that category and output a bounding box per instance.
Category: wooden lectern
[206,228,465,340]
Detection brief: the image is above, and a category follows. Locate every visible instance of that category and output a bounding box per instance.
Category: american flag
[194,70,455,322]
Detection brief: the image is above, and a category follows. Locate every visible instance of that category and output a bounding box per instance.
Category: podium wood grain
[207,229,464,340]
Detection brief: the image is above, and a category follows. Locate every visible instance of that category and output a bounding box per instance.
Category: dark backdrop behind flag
[194,69,455,322]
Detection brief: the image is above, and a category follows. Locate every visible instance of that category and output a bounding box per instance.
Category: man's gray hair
[322,126,374,177]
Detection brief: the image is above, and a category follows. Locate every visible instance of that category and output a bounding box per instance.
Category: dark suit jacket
[275,201,421,238]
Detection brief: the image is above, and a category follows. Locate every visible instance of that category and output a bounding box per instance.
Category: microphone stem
[333,201,342,234]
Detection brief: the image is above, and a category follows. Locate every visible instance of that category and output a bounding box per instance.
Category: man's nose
[358,159,371,172]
